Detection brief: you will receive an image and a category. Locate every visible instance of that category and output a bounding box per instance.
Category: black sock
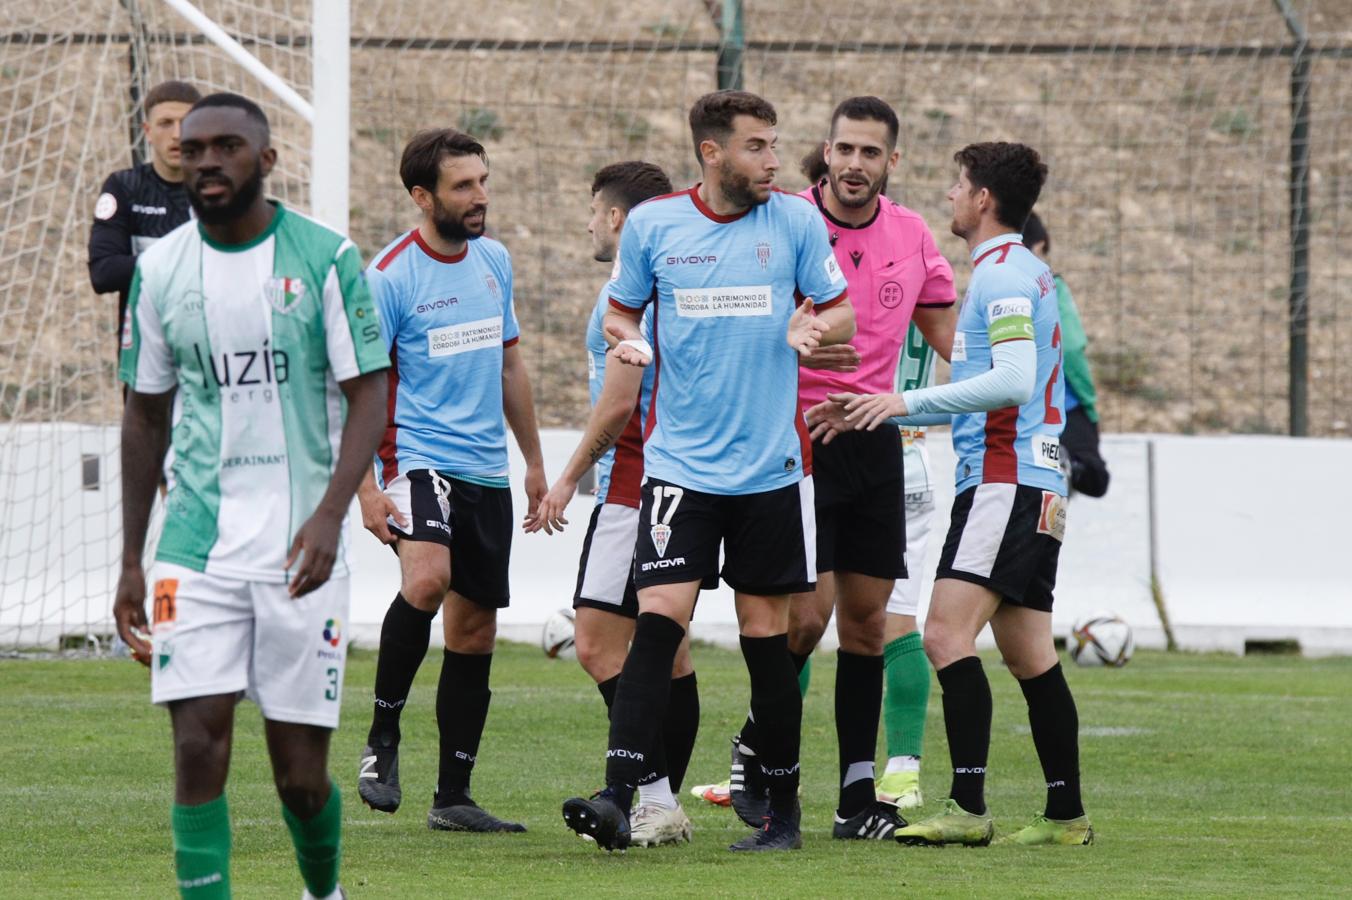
[937,656,992,816]
[1019,663,1084,820]
[740,634,802,816]
[434,649,492,807]
[605,613,685,812]
[368,594,436,747]
[663,673,700,794]
[739,650,809,754]
[835,650,883,819]
[597,674,619,712]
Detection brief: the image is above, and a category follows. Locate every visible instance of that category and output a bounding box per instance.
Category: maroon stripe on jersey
[606,406,646,509]
[375,231,418,272]
[794,370,814,477]
[973,242,1020,268]
[503,336,519,348]
[982,405,1019,483]
[412,229,468,264]
[814,289,849,311]
[689,185,751,223]
[377,349,401,484]
[642,302,661,443]
[638,188,696,208]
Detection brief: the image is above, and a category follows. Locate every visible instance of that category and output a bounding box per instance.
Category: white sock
[885,755,921,775]
[638,776,677,810]
[303,888,344,900]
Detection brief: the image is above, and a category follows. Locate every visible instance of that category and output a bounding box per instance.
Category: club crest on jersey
[651,523,672,558]
[120,307,134,350]
[755,241,772,270]
[484,273,500,300]
[265,276,306,313]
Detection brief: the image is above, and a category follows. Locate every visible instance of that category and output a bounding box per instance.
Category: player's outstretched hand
[113,565,152,667]
[524,476,574,535]
[799,343,860,372]
[830,391,908,432]
[524,463,549,521]
[787,298,829,356]
[604,323,653,367]
[806,395,854,445]
[358,483,405,546]
[287,508,342,598]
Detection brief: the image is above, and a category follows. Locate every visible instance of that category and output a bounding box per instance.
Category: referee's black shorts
[812,424,907,580]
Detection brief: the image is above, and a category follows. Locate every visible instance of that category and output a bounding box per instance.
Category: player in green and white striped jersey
[113,94,389,900]
[875,321,941,809]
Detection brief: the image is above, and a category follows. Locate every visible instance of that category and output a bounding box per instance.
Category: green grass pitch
[2,644,1349,897]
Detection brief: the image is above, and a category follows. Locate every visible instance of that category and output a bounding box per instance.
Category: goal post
[157,0,350,232]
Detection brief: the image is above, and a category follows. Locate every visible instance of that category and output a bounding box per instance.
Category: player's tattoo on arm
[585,427,617,466]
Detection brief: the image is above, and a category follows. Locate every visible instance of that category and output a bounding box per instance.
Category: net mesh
[1,0,1348,648]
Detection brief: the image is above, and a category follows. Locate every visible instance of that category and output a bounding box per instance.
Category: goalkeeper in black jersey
[88,80,200,361]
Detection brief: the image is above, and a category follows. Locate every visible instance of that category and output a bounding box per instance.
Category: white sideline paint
[1,426,1349,655]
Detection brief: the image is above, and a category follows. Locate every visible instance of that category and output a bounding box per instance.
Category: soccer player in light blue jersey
[811,142,1093,848]
[526,161,702,848]
[354,129,547,834]
[562,90,856,853]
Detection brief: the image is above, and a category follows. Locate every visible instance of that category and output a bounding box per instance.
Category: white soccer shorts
[148,561,350,728]
[886,491,936,617]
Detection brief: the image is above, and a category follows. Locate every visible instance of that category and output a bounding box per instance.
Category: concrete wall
[2,425,1349,654]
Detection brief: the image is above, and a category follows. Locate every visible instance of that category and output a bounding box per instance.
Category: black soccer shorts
[572,502,641,618]
[934,482,1065,612]
[633,476,816,596]
[812,424,907,580]
[384,468,512,608]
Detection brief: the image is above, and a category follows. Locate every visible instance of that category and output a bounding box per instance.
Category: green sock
[883,631,930,758]
[281,782,342,898]
[171,794,231,899]
[796,654,812,697]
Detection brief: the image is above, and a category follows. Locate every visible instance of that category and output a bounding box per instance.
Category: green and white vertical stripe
[894,321,937,495]
[118,204,388,583]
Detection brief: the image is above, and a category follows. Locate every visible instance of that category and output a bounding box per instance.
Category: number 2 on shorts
[650,485,684,525]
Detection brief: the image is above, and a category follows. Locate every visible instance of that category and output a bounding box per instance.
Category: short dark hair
[800,144,828,183]
[187,92,270,143]
[1021,211,1050,252]
[829,96,899,148]
[590,161,673,213]
[953,142,1047,231]
[144,80,201,114]
[399,129,488,194]
[688,90,777,164]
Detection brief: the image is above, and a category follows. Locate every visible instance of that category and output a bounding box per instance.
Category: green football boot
[875,770,923,810]
[998,814,1094,846]
[893,798,993,847]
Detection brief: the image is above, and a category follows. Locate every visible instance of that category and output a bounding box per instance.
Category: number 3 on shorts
[650,485,684,525]
[325,667,339,702]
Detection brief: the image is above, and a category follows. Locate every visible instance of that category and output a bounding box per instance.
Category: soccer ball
[1067,612,1134,667]
[541,608,577,660]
